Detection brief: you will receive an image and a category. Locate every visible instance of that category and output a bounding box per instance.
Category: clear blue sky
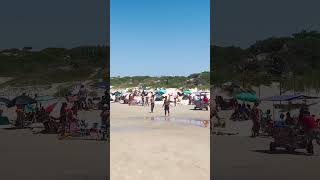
[0,0,108,50]
[110,0,210,77]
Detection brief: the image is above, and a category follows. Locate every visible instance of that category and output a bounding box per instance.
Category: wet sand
[111,103,210,180]
[0,110,108,180]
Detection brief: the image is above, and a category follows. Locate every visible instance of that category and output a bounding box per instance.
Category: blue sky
[0,0,108,50]
[110,0,210,77]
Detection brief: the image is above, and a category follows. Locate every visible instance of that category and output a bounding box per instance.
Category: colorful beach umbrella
[46,102,72,118]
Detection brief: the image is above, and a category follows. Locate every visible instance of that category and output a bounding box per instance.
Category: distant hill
[212,30,320,92]
[111,72,210,89]
[0,46,109,86]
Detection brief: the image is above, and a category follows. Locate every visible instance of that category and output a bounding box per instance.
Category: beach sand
[212,85,320,180]
[0,110,108,180]
[111,102,210,180]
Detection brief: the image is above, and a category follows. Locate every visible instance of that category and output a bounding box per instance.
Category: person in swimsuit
[163,96,170,116]
[150,95,155,113]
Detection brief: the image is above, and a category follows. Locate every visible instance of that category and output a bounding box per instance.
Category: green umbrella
[235,92,258,102]
[183,90,192,95]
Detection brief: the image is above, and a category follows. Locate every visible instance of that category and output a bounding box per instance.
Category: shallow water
[111,125,147,132]
[128,116,209,128]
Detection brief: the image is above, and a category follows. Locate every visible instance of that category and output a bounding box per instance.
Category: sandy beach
[0,110,109,180]
[111,102,210,180]
[212,85,320,180]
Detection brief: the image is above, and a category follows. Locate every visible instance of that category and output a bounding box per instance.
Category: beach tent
[235,92,258,102]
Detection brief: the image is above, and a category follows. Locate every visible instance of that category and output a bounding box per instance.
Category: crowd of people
[122,90,210,117]
[212,100,320,141]
[8,86,110,140]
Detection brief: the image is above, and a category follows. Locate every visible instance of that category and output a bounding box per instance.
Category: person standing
[145,95,149,106]
[59,102,68,136]
[163,96,170,116]
[251,103,261,137]
[150,95,155,113]
[128,94,132,106]
[141,93,145,106]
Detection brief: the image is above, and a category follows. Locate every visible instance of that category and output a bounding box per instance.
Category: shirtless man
[163,96,170,116]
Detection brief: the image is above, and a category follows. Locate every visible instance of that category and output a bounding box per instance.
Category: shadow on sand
[252,149,315,156]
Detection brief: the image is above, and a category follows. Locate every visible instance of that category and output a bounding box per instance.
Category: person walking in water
[150,95,155,113]
[163,96,170,116]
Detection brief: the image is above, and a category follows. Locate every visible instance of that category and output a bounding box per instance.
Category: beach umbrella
[183,90,192,95]
[45,102,72,118]
[114,91,122,97]
[156,89,166,95]
[8,95,37,107]
[34,95,57,102]
[235,92,258,102]
[0,97,11,106]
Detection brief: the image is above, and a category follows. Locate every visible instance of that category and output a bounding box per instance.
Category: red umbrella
[45,102,58,113]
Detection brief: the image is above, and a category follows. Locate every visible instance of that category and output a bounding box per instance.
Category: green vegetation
[212,30,320,92]
[111,72,210,89]
[0,46,109,87]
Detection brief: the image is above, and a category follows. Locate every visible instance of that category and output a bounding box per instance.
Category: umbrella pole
[273,101,275,121]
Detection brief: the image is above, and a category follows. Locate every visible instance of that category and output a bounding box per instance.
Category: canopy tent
[34,95,57,102]
[234,92,258,102]
[261,94,320,101]
[260,94,320,120]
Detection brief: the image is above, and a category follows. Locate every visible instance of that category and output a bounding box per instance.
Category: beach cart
[269,125,314,154]
[194,100,209,110]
